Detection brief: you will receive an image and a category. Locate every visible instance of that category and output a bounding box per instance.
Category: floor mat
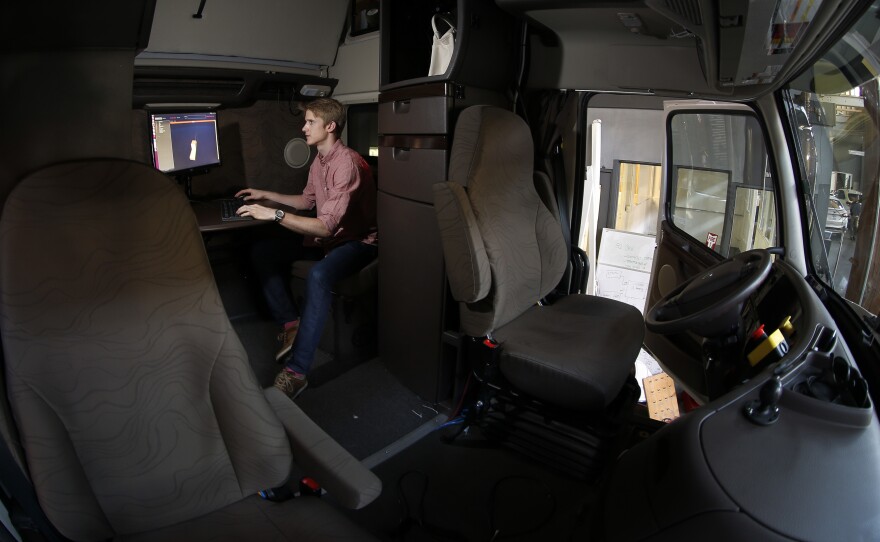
[233,316,435,459]
[295,359,442,459]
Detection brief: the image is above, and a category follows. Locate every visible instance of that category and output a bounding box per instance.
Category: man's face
[303,110,333,146]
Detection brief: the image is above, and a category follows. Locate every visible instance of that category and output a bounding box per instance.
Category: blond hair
[302,98,346,133]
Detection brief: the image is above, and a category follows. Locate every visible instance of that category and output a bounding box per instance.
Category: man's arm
[235,188,312,211]
[236,202,331,238]
[276,212,331,238]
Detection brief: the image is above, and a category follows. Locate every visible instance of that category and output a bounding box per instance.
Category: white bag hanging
[428,14,456,76]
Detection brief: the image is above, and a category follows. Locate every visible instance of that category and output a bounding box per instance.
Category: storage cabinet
[377,0,516,403]
[379,0,517,91]
[377,82,509,403]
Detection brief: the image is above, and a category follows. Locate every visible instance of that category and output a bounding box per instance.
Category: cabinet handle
[392,147,411,161]
[392,100,411,114]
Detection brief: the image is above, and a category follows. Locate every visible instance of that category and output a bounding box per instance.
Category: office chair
[433,106,645,471]
[0,159,380,541]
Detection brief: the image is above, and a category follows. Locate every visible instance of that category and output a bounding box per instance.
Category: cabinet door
[378,138,447,203]
[379,95,451,134]
[377,190,447,402]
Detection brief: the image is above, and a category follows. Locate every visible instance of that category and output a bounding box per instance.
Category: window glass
[668,112,778,257]
[615,161,661,235]
[783,3,880,312]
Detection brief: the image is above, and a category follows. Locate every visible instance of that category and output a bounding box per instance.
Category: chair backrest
[434,106,568,336]
[0,160,291,540]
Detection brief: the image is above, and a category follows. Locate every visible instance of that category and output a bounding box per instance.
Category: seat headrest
[449,105,533,189]
[440,106,567,336]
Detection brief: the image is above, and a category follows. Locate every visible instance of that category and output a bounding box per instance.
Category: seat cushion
[493,295,645,411]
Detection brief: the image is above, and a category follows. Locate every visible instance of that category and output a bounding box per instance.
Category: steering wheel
[646,248,772,337]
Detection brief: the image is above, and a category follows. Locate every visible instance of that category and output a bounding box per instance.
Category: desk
[191,200,266,233]
[190,200,266,320]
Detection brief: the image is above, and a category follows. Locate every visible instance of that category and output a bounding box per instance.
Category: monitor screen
[149,111,220,175]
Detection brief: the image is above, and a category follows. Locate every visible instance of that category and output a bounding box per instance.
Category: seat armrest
[264,388,382,509]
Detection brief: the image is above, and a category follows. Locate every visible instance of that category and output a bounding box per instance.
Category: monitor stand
[175,173,193,201]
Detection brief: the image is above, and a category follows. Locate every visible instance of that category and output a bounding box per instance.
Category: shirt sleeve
[317,157,360,236]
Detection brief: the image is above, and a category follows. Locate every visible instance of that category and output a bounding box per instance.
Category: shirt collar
[318,140,343,166]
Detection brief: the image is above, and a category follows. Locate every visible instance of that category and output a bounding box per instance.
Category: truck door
[645,101,780,402]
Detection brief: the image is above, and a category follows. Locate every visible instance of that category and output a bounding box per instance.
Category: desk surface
[190,200,266,233]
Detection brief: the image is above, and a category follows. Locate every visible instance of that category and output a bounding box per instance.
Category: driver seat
[433,105,645,414]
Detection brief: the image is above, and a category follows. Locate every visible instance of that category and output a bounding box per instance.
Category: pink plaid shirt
[302,140,378,248]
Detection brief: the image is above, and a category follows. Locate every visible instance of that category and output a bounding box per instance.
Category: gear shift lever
[744,375,782,426]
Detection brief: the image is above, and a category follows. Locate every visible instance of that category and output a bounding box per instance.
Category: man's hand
[235,188,271,202]
[235,188,310,211]
[236,203,276,221]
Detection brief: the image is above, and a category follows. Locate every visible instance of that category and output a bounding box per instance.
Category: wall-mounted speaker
[283,138,311,168]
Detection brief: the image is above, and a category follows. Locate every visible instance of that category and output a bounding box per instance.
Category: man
[849,196,862,240]
[235,98,378,399]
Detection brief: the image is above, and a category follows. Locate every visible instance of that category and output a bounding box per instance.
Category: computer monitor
[149,111,221,176]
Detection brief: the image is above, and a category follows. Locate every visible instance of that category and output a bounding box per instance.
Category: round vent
[283,138,311,168]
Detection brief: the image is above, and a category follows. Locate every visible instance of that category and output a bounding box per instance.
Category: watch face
[275,209,284,222]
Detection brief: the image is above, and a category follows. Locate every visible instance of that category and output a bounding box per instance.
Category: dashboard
[602,257,880,541]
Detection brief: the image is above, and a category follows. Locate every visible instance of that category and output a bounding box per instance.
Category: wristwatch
[274,209,285,223]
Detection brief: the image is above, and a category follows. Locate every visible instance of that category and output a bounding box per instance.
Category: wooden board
[643,372,680,422]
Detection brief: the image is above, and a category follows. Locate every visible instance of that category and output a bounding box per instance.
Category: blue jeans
[251,237,377,375]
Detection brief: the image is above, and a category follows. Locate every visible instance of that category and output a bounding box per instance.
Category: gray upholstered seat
[0,159,380,541]
[433,106,644,411]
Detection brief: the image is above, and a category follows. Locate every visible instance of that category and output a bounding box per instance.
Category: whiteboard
[597,229,656,273]
[594,229,664,400]
[595,229,664,401]
[595,265,651,313]
[595,228,656,314]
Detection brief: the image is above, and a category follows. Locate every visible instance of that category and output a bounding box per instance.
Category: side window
[783,2,880,312]
[668,112,778,257]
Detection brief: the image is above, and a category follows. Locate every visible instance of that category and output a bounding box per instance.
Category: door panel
[645,220,722,400]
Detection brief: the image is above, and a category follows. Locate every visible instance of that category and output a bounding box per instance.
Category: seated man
[236,98,378,399]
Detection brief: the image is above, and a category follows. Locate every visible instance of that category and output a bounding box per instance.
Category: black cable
[448,372,472,421]
[486,475,556,541]
[391,470,469,541]
[192,0,208,19]
[390,470,427,539]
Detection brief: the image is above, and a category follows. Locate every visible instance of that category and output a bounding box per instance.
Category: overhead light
[617,12,644,34]
[300,85,332,97]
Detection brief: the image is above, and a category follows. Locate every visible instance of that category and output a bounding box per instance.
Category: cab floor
[341,427,600,542]
[233,315,436,459]
[234,315,605,540]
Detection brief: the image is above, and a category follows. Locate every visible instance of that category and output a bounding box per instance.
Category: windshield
[784,3,880,313]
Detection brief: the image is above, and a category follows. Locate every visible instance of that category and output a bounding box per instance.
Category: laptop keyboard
[220,198,253,222]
